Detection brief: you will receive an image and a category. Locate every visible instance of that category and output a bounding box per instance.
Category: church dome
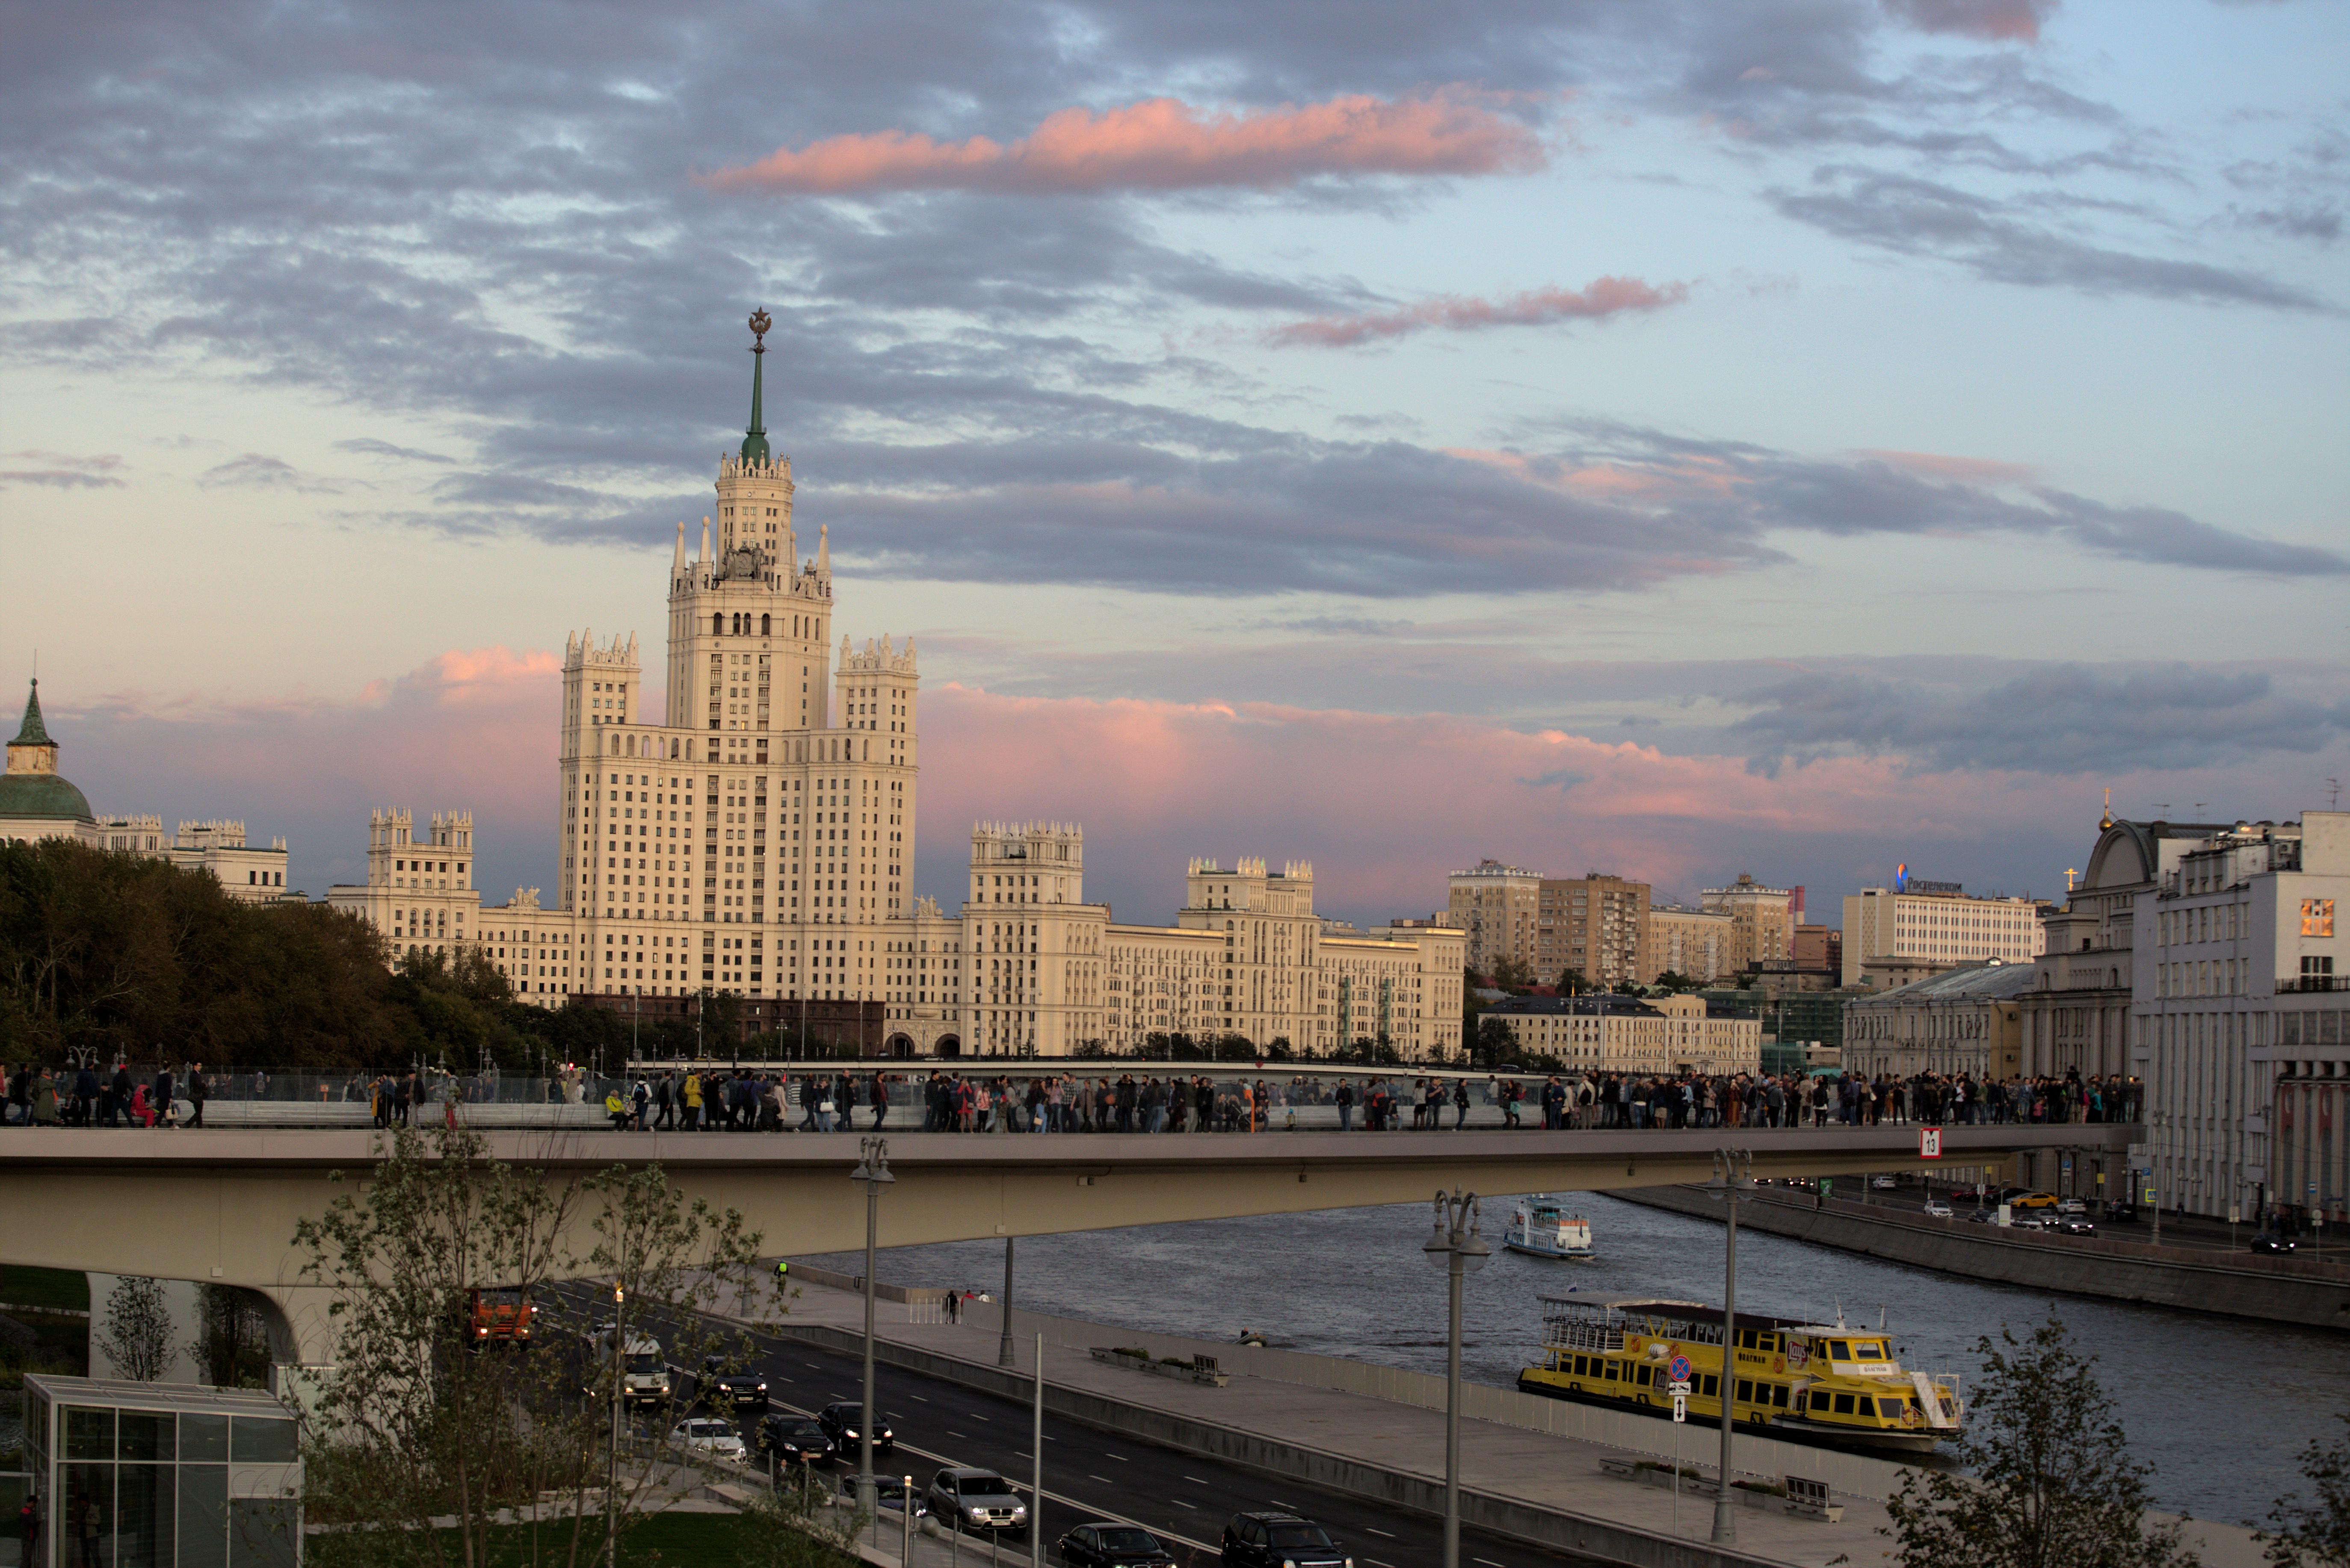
[0,679,94,823]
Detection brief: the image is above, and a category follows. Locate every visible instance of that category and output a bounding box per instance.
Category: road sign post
[1919,1127,1942,1160]
[1669,1380,1691,1533]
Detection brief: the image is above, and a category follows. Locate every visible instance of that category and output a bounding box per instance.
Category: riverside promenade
[755,1270,2263,1568]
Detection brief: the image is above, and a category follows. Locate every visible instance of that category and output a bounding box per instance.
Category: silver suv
[925,1468,1029,1536]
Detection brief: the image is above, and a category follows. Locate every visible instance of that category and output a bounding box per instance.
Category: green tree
[296,1124,764,1568]
[1474,1015,1515,1068]
[1883,1317,2197,1568]
[95,1276,175,1383]
[1554,967,1590,996]
[2260,1414,2350,1567]
[187,1284,272,1388]
[1489,955,1535,992]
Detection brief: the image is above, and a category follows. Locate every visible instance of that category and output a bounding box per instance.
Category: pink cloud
[1267,277,1687,348]
[698,90,1546,196]
[1881,0,2057,42]
[52,652,2298,931]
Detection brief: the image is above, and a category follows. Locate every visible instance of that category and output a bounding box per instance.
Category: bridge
[0,1121,2136,1366]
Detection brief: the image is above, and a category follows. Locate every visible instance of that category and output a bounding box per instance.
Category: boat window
[1773,1385,1791,1408]
[1832,1393,1856,1415]
[1700,1374,1719,1397]
[1827,1340,1851,1361]
[1735,1379,1753,1403]
[1635,1365,1653,1388]
[1760,1332,1781,1352]
[1571,1355,1586,1376]
[1878,1398,1906,1418]
[1604,1362,1619,1382]
[1854,1341,1886,1359]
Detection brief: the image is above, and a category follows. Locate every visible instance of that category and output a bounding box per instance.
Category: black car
[1060,1522,1175,1568]
[755,1414,835,1466]
[817,1399,894,1455]
[2250,1232,2298,1255]
[2052,1217,2097,1236]
[700,1355,770,1409]
[925,1467,1029,1536]
[1220,1512,1349,1568]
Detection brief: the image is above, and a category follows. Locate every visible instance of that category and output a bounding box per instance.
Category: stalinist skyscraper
[334,314,1464,1060]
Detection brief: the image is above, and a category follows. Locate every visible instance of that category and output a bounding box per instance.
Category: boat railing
[1543,1322,1625,1353]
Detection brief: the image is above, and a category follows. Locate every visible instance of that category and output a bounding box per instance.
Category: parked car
[1870,1176,1899,1190]
[2009,1191,2060,1211]
[671,1416,746,1462]
[817,1399,894,1455]
[698,1355,770,1409]
[924,1468,1029,1536]
[2053,1217,2098,1236]
[1219,1512,1349,1568]
[755,1415,836,1467]
[1922,1201,1953,1219]
[835,1474,925,1517]
[2249,1232,2298,1255]
[2103,1202,2140,1224]
[1059,1522,1177,1568]
[2055,1197,2088,1215]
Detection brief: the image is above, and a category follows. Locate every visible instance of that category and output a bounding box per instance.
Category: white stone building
[1841,879,2044,987]
[2135,811,2350,1225]
[1485,993,1761,1076]
[331,322,1464,1058]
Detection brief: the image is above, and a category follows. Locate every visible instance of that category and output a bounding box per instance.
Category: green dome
[0,771,92,822]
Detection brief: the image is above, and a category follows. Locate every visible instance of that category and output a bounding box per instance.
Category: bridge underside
[0,1124,2135,1297]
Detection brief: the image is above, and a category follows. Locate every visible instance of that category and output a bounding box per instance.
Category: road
[698,1319,1598,1568]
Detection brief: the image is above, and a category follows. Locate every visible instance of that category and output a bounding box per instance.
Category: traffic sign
[2144,1187,2157,1202]
[1672,1393,1687,1423]
[1919,1127,1943,1159]
[1669,1355,1692,1384]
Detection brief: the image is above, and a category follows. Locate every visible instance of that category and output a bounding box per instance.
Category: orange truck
[467,1286,535,1344]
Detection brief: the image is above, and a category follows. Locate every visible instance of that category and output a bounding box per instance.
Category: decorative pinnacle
[742,308,772,466]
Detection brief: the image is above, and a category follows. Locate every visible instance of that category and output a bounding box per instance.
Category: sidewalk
[757,1275,1898,1568]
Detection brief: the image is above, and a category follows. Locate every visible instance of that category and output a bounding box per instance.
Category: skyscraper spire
[741,308,772,466]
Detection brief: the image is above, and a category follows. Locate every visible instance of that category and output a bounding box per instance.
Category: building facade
[0,681,293,900]
[1535,872,1650,989]
[1841,880,2043,987]
[2136,812,2349,1225]
[331,325,1461,1059]
[1841,962,2031,1082]
[1448,860,1540,977]
[1702,873,1796,974]
[1643,903,1734,983]
[1486,993,1761,1076]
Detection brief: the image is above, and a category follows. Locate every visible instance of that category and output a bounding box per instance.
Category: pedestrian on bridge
[185,1064,208,1128]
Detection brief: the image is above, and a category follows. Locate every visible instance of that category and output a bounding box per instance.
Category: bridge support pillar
[249,1283,341,1413]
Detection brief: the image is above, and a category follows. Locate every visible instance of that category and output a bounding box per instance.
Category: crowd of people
[579,1063,2144,1134]
[0,1062,210,1127]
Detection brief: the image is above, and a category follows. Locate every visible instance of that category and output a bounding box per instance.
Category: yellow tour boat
[1516,1295,1964,1456]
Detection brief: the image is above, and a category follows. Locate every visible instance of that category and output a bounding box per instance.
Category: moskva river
[812,1190,2350,1526]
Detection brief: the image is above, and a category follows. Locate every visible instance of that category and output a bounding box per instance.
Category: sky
[3,0,2346,927]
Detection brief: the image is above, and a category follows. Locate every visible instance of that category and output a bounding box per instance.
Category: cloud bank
[1266,277,1688,346]
[702,91,1547,196]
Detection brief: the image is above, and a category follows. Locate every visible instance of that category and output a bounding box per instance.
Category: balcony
[2282,976,2347,994]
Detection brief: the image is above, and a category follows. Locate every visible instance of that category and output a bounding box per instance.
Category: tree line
[0,839,640,1072]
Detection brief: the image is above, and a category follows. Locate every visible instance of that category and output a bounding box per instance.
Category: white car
[1922,1201,1953,1219]
[1871,1176,1899,1190]
[2055,1197,2087,1215]
[672,1417,746,1461]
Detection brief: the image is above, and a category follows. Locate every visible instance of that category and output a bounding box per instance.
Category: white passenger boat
[1504,1197,1595,1260]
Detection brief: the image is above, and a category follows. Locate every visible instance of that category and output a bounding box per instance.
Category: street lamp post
[848,1137,895,1519]
[999,1235,1018,1368]
[1423,1189,1490,1568]
[1705,1150,1755,1546]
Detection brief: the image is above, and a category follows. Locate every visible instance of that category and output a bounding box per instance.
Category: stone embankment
[1618,1185,2350,1329]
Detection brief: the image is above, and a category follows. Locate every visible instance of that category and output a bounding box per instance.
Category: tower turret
[741,307,772,466]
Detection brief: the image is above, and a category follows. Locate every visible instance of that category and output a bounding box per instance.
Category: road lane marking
[1183,1476,1210,1485]
[1089,1475,1114,1483]
[1475,1557,1509,1566]
[1173,1500,1198,1510]
[1104,1453,1126,1461]
[1364,1527,1396,1538]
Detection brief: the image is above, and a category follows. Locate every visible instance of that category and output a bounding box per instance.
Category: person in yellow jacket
[682,1071,703,1131]
[604,1090,630,1130]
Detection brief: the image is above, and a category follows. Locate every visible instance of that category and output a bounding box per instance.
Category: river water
[809,1190,2350,1526]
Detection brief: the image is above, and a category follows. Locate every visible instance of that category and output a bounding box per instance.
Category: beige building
[1643,903,1735,984]
[329,324,1458,1058]
[0,681,293,902]
[1702,873,1796,974]
[1486,993,1760,1076]
[1841,962,2030,1082]
[1536,872,1649,989]
[1448,860,1540,976]
[1842,880,2043,987]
